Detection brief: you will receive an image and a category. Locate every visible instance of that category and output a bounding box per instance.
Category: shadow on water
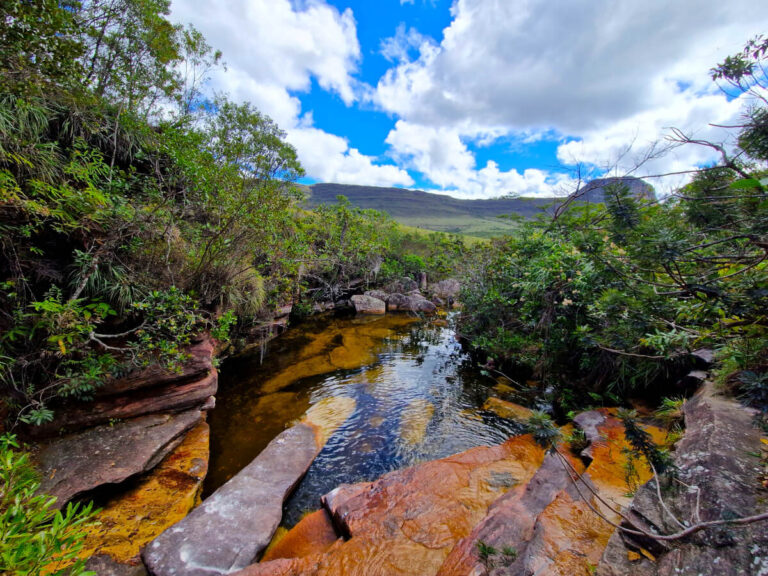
[203,312,529,528]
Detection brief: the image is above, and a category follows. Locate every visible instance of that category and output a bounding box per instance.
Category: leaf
[729,178,762,189]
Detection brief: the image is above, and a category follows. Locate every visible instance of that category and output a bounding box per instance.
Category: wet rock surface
[234,434,546,576]
[144,397,355,576]
[597,381,768,576]
[76,420,210,565]
[387,292,437,313]
[37,410,203,508]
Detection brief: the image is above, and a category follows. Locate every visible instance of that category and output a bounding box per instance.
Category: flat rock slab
[598,381,768,576]
[143,422,322,576]
[38,410,202,508]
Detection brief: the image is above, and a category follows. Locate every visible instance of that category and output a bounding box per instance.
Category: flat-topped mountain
[305,177,654,238]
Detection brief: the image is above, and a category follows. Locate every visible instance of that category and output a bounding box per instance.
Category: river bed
[204,312,530,528]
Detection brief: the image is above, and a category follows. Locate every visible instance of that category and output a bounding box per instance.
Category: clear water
[204,312,528,528]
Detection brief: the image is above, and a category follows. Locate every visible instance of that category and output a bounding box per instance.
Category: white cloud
[386,120,574,197]
[171,0,414,188]
[376,0,768,197]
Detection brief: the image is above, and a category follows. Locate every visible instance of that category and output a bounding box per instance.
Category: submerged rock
[351,294,386,314]
[598,382,768,576]
[37,410,203,508]
[143,397,355,576]
[398,398,436,446]
[483,397,534,422]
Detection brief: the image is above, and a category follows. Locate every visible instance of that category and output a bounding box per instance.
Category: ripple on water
[203,313,527,526]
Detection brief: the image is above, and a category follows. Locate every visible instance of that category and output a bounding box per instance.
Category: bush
[0,434,97,575]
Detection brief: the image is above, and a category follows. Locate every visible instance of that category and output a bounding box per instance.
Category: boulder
[597,382,768,576]
[85,555,148,576]
[387,292,437,314]
[482,397,534,422]
[143,397,355,576]
[387,277,419,294]
[350,294,386,315]
[364,289,389,302]
[37,410,203,508]
[430,279,461,301]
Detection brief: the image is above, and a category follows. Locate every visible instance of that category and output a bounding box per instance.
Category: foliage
[0,434,97,575]
[459,37,768,409]
[618,409,675,475]
[525,411,562,450]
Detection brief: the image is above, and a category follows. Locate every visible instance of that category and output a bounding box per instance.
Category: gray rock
[386,292,437,314]
[430,278,461,301]
[573,410,607,460]
[38,410,202,508]
[143,422,321,576]
[597,381,768,576]
[350,294,386,314]
[364,289,389,302]
[387,277,419,294]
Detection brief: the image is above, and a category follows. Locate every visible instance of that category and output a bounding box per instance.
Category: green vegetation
[459,37,768,415]
[0,434,97,575]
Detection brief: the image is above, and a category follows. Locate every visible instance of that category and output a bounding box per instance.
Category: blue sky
[170,0,768,198]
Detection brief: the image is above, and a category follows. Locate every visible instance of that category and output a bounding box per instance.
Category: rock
[436,452,585,576]
[31,369,217,436]
[598,382,768,576]
[482,397,534,422]
[95,338,214,398]
[261,510,340,563]
[235,435,546,576]
[418,272,428,291]
[351,294,386,314]
[37,410,203,509]
[398,398,435,446]
[274,304,293,318]
[364,289,389,302]
[387,292,437,314]
[75,420,210,565]
[690,348,714,367]
[430,279,461,301]
[387,277,419,294]
[573,410,606,460]
[143,397,355,576]
[85,555,148,576]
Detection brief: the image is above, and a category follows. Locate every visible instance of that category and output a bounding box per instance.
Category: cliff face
[575,177,656,204]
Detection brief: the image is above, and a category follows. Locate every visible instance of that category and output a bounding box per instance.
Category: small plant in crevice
[618,409,677,483]
[525,411,562,451]
[475,540,518,574]
[565,428,589,456]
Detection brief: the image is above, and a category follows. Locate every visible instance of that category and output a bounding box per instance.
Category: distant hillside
[305,178,654,238]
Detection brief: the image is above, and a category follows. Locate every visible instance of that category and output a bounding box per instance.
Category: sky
[169,0,768,199]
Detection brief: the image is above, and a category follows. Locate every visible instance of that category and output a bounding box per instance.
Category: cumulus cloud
[386,120,574,198]
[171,0,412,187]
[376,0,768,196]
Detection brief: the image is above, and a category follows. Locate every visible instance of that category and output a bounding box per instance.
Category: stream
[203,312,535,528]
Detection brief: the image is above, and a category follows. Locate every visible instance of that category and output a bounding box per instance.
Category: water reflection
[204,312,526,527]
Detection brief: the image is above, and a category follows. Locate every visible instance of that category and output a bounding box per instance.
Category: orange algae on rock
[234,434,546,576]
[261,510,340,563]
[76,420,209,564]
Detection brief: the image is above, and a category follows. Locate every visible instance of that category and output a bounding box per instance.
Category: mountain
[305,177,654,238]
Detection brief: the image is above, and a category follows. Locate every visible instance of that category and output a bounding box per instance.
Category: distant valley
[305,178,654,238]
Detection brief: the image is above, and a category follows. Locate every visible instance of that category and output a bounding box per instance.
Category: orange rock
[261,510,340,562]
[235,435,546,576]
[482,397,534,422]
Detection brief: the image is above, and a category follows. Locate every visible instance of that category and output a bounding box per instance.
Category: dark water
[204,312,529,528]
